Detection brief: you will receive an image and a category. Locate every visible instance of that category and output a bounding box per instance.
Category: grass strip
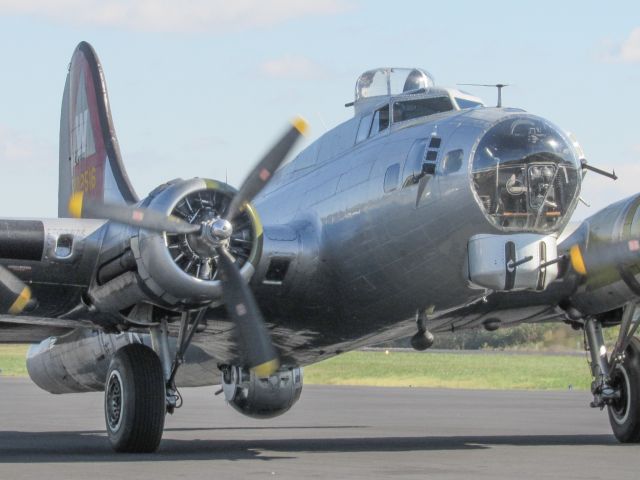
[0,344,29,377]
[303,351,591,390]
[0,346,592,390]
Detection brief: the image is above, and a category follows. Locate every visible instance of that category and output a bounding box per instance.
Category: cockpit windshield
[393,97,453,123]
[471,116,580,233]
[355,68,435,103]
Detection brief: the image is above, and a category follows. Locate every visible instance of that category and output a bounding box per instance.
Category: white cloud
[602,27,640,63]
[260,55,327,80]
[0,0,351,33]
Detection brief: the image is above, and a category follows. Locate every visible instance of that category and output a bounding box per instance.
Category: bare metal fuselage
[248,107,576,364]
[1,107,580,374]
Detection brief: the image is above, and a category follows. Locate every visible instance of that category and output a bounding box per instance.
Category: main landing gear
[104,310,205,452]
[582,302,640,443]
[105,344,165,452]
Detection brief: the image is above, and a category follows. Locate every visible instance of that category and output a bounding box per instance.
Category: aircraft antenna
[457,83,510,107]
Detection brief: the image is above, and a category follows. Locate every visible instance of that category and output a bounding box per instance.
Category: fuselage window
[384,163,400,193]
[442,149,464,174]
[369,105,390,137]
[393,96,453,123]
[355,113,373,144]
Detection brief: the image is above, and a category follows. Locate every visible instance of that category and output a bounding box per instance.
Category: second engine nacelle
[221,365,303,419]
[564,193,640,315]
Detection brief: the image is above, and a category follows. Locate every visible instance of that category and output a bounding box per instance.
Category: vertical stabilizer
[58,42,138,217]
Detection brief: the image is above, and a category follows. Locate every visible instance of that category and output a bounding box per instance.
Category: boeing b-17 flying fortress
[1,41,640,453]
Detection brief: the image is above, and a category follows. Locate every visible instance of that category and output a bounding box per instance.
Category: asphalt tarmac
[0,378,638,479]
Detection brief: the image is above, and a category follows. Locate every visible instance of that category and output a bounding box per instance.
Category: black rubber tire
[608,337,640,443]
[104,344,166,453]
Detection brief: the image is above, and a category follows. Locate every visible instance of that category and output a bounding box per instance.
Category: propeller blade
[570,239,640,276]
[216,247,279,377]
[225,117,308,222]
[68,192,200,234]
[0,265,32,314]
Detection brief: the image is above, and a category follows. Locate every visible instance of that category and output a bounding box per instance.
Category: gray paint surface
[0,378,637,479]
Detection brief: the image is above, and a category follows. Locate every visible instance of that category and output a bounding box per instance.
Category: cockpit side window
[355,113,373,144]
[369,105,390,137]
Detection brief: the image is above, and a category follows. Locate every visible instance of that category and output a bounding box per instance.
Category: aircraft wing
[0,316,91,343]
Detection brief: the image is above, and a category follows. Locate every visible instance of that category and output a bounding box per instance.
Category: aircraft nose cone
[470,114,581,233]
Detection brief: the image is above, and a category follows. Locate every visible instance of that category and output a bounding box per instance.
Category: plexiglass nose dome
[471,115,581,233]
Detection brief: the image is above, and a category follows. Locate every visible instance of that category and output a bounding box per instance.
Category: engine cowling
[564,193,640,315]
[134,178,263,308]
[221,365,303,419]
[90,178,263,311]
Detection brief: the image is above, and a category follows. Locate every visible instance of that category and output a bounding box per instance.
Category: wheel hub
[610,365,631,425]
[106,371,124,432]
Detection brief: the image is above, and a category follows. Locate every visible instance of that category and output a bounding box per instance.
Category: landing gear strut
[582,302,640,443]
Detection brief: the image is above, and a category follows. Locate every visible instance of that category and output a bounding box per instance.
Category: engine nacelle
[134,178,263,308]
[564,193,640,315]
[27,329,221,394]
[26,329,140,394]
[90,178,263,311]
[221,365,303,419]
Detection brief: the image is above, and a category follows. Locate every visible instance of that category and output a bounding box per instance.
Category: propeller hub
[185,217,232,256]
[211,219,233,241]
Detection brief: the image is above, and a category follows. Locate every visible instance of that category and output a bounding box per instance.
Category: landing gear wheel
[105,344,166,453]
[608,337,640,443]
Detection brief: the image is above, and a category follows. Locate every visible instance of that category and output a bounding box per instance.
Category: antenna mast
[458,83,510,107]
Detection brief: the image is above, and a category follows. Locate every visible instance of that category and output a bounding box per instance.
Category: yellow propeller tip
[68,191,84,218]
[292,116,309,136]
[570,244,587,275]
[9,286,31,315]
[252,358,280,378]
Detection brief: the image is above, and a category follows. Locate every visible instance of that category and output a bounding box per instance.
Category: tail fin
[58,41,138,217]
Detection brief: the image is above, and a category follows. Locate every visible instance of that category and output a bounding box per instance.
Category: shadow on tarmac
[0,429,620,463]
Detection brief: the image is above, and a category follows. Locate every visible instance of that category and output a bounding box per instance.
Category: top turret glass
[355,68,435,103]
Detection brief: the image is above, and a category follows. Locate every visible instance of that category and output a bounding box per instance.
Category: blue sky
[0,0,639,220]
